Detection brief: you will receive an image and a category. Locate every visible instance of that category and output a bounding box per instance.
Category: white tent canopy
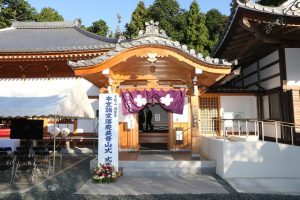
[0,78,95,118]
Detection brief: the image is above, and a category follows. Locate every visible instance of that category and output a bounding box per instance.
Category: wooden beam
[237,38,260,58]
[240,17,281,44]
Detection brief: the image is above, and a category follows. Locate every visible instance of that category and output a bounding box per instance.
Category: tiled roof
[0,21,117,53]
[68,20,232,69]
[212,0,300,57]
[236,0,300,16]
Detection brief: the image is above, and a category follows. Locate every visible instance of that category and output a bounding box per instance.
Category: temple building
[0,0,300,178]
[212,0,300,143]
[0,19,234,155]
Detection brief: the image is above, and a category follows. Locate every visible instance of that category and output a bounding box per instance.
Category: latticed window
[199,97,220,135]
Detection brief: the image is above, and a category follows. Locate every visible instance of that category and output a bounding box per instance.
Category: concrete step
[122,167,215,177]
[90,158,216,176]
[120,160,216,177]
[120,160,215,169]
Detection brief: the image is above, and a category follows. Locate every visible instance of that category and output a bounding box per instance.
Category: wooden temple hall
[1,0,300,157]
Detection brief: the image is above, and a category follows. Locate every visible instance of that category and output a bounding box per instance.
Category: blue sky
[27,0,232,31]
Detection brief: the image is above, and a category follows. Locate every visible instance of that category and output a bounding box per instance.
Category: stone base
[192,153,201,158]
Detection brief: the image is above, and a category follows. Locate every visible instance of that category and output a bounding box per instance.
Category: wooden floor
[139,132,168,144]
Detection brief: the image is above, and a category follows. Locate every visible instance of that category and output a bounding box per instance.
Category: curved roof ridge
[68,20,232,69]
[68,34,232,69]
[211,0,300,57]
[74,26,118,44]
[11,20,79,29]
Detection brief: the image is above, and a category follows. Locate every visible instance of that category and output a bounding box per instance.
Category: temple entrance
[138,104,169,150]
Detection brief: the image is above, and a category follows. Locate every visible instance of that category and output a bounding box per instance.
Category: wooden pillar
[191,95,200,157]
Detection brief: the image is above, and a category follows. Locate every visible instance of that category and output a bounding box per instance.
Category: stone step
[90,158,216,175]
[119,160,216,169]
[122,167,215,177]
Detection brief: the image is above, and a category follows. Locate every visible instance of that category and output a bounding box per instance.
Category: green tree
[125,1,148,39]
[0,0,37,28]
[206,9,227,52]
[87,19,109,37]
[147,0,186,42]
[36,7,63,22]
[185,0,209,55]
[256,0,286,6]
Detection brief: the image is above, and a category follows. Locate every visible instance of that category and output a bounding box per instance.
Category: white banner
[98,94,119,171]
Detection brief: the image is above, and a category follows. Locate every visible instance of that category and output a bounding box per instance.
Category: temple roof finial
[136,20,169,39]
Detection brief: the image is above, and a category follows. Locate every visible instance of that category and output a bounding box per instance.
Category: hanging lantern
[61,127,70,137]
[50,127,60,137]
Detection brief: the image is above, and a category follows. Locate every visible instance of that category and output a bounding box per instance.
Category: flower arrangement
[93,163,118,183]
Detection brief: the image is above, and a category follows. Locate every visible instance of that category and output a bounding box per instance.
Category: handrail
[200,118,297,146]
[201,118,300,126]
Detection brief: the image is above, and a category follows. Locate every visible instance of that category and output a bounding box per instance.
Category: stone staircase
[120,160,216,177]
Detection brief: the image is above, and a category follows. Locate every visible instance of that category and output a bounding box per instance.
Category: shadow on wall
[224,141,300,178]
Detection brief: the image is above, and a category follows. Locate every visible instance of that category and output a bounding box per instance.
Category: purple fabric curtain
[120,89,186,115]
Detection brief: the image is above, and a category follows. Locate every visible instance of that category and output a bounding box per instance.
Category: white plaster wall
[285,48,300,82]
[259,50,279,67]
[248,85,258,90]
[223,141,300,178]
[260,63,280,79]
[243,63,257,76]
[260,76,281,90]
[200,135,300,178]
[220,96,257,132]
[244,73,257,86]
[220,96,257,119]
[199,135,224,177]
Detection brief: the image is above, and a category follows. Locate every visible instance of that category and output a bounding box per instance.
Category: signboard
[98,94,119,171]
[223,112,233,128]
[191,105,199,127]
[176,130,183,141]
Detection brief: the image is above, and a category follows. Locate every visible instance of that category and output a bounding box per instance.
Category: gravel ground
[0,156,300,200]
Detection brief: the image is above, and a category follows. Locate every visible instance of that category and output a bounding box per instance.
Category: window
[199,97,220,134]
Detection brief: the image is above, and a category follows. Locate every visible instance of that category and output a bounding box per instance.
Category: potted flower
[93,163,118,183]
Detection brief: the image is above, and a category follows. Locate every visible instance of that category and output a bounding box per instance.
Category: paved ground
[0,156,300,200]
[77,174,228,195]
[227,178,300,195]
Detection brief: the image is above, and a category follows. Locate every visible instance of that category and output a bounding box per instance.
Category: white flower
[134,94,147,107]
[160,94,174,106]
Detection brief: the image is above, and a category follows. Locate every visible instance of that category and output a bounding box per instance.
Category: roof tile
[0,21,117,53]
